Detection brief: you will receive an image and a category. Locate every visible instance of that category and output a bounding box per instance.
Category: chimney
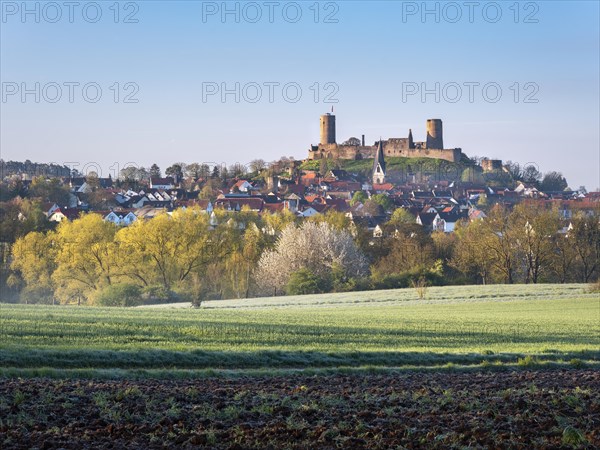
[361,134,365,146]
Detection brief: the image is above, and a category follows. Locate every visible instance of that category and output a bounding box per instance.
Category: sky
[1,1,599,189]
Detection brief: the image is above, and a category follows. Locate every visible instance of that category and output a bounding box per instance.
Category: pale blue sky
[1,1,599,189]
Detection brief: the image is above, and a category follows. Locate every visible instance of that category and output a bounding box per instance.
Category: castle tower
[408,129,415,149]
[372,140,386,185]
[320,113,336,145]
[426,119,443,149]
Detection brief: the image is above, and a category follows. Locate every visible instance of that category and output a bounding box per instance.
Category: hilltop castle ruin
[307,114,463,163]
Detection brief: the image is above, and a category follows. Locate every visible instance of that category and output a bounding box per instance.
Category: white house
[104,211,137,226]
[297,206,320,218]
[150,177,175,189]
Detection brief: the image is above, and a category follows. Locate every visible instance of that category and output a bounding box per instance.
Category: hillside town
[0,152,597,237]
[1,117,599,304]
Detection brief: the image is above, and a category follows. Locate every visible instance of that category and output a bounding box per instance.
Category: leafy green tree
[149,164,161,178]
[522,164,542,186]
[309,210,351,231]
[319,158,330,177]
[185,163,202,179]
[350,191,367,206]
[389,207,414,225]
[92,283,142,307]
[370,194,394,212]
[461,167,484,184]
[540,171,568,192]
[29,177,70,205]
[165,163,185,181]
[286,268,329,295]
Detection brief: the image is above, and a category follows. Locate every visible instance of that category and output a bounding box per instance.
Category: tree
[457,223,486,283]
[363,200,385,217]
[10,231,57,303]
[350,191,367,206]
[51,213,119,303]
[370,194,394,212]
[199,164,211,179]
[286,268,329,295]
[165,163,185,181]
[149,164,161,178]
[551,231,578,283]
[451,220,495,285]
[1,199,52,242]
[230,163,247,178]
[342,137,361,146]
[255,221,368,295]
[511,203,561,283]
[261,210,297,237]
[570,213,600,282]
[120,166,149,187]
[249,159,267,173]
[540,171,568,192]
[504,161,522,181]
[389,207,414,225]
[461,166,484,184]
[220,165,230,182]
[522,164,542,186]
[29,177,70,205]
[116,208,233,292]
[198,184,216,200]
[480,205,518,283]
[373,224,434,276]
[309,210,351,231]
[319,158,330,177]
[92,283,142,307]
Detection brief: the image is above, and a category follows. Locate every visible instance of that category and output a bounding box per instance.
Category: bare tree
[249,159,267,173]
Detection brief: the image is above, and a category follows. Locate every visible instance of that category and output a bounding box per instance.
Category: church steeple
[373,139,386,185]
[408,129,415,149]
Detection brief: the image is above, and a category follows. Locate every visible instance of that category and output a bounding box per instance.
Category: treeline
[0,160,74,179]
[6,203,599,305]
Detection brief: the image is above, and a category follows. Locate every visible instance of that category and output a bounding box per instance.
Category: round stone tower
[426,119,443,149]
[320,113,336,145]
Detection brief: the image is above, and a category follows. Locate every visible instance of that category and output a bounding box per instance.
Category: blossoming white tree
[255,221,368,294]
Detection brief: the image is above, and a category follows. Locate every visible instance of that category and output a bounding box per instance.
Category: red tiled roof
[263,203,285,213]
[373,183,394,191]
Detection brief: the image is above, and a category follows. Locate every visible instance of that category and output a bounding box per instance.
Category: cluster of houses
[33,163,599,237]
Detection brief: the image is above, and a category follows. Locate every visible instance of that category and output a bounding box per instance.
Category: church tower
[372,139,386,185]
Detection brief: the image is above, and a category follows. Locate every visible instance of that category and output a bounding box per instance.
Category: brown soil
[1,370,599,449]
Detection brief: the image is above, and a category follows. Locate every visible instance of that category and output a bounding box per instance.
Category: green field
[300,156,465,175]
[0,284,598,378]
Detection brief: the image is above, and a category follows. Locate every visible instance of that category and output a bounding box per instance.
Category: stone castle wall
[309,142,461,163]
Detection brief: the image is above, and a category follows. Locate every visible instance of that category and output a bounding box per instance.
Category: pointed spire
[408,129,415,149]
[373,138,386,184]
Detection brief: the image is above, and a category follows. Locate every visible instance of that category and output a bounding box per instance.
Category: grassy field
[300,156,465,176]
[0,284,598,378]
